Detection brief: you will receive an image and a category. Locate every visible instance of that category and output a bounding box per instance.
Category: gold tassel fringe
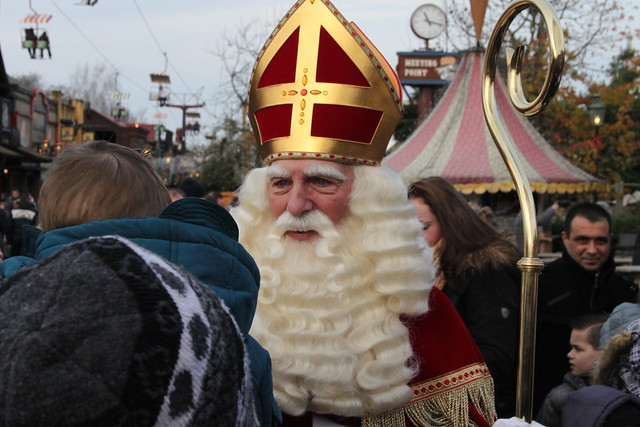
[363,363,497,427]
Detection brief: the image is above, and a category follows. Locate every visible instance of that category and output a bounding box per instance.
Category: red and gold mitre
[248,0,403,166]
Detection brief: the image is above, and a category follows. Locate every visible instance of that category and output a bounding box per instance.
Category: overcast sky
[0,0,637,145]
[1,0,441,140]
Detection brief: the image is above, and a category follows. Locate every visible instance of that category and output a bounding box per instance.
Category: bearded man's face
[233,163,434,417]
[266,159,354,241]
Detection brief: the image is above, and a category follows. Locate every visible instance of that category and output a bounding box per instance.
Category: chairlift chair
[185,121,200,135]
[21,27,51,59]
[112,102,129,122]
[21,4,53,59]
[21,28,38,58]
[111,92,130,121]
[149,85,170,107]
[150,53,171,106]
[36,31,51,59]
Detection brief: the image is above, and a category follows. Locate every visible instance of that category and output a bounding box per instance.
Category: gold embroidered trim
[264,151,379,166]
[362,363,497,427]
[409,363,492,403]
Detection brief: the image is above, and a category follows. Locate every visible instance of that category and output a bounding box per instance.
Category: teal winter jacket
[0,197,281,426]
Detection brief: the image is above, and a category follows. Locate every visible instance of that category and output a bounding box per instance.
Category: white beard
[234,165,434,417]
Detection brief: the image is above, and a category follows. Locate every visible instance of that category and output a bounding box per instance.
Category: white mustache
[273,211,336,235]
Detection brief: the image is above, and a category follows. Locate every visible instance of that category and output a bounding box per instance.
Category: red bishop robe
[280,287,498,426]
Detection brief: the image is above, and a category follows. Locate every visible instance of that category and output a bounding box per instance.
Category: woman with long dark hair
[409,176,520,418]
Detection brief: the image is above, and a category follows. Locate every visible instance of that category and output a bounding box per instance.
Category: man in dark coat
[534,201,639,413]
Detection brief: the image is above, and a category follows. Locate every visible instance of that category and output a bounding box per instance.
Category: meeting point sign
[396,52,458,84]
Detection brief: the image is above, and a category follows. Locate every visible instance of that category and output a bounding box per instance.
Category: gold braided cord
[362,363,497,426]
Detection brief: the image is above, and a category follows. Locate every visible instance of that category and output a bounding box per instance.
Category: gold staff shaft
[481,0,565,421]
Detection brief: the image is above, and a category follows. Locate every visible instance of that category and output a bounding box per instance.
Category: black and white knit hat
[0,236,258,426]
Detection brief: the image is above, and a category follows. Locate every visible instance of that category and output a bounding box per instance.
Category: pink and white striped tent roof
[384,51,604,194]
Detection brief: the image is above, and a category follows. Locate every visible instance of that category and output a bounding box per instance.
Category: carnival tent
[384,50,605,194]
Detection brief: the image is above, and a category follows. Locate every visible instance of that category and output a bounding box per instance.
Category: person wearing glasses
[533,201,639,414]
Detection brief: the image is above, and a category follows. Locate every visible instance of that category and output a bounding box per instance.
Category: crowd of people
[1,1,639,426]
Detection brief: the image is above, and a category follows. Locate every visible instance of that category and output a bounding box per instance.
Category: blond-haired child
[37,140,170,231]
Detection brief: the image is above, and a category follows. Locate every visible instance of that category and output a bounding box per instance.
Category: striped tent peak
[384,51,604,194]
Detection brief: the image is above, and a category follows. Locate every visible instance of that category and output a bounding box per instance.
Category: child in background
[562,318,640,427]
[535,313,608,426]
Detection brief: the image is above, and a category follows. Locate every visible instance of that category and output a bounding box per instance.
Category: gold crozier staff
[481,0,565,421]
